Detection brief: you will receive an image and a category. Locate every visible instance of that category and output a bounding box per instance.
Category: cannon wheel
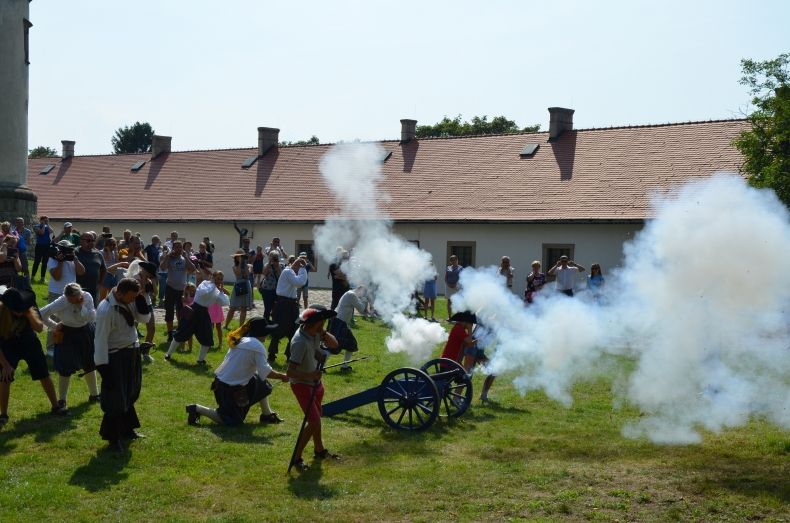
[420,358,473,418]
[377,367,439,431]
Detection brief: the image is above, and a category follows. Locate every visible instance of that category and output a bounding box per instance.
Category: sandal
[290,458,309,472]
[314,449,341,460]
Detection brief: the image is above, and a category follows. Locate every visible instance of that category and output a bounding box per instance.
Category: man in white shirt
[547,255,586,297]
[263,236,288,260]
[94,278,152,452]
[268,257,308,363]
[186,318,289,426]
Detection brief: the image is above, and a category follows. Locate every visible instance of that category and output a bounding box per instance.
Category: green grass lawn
[0,281,787,521]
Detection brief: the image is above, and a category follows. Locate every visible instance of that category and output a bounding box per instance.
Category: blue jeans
[157,272,168,303]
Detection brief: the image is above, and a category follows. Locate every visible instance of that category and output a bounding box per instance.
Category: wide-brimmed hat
[0,287,37,312]
[139,261,158,276]
[296,304,337,325]
[57,239,74,248]
[247,317,279,338]
[449,311,477,324]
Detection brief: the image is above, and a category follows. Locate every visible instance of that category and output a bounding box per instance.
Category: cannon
[322,358,473,431]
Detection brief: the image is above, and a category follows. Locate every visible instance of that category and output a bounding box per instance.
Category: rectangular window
[295,241,317,271]
[447,241,476,268]
[542,243,574,281]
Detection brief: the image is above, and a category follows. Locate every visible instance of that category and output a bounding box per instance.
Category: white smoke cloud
[454,174,790,444]
[313,143,447,360]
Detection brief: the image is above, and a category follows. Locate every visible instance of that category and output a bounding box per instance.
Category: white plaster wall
[65,220,642,292]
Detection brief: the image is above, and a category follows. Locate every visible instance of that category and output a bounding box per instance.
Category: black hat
[247,317,279,338]
[449,311,477,324]
[296,304,337,325]
[139,261,158,276]
[0,287,37,313]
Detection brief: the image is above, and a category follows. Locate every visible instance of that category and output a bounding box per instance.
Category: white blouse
[39,291,96,329]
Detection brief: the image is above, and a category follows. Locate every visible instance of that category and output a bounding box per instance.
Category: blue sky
[28,0,790,155]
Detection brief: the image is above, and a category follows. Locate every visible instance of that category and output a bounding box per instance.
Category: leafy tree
[280,135,320,146]
[28,146,58,158]
[416,115,540,138]
[111,121,154,154]
[735,53,790,207]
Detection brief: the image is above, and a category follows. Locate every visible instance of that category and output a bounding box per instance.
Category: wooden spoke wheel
[377,367,439,431]
[420,358,473,418]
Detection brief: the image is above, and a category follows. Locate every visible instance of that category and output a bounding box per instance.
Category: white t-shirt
[214,337,273,386]
[554,266,580,291]
[47,258,77,294]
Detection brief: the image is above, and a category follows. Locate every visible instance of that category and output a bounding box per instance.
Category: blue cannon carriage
[322,358,473,431]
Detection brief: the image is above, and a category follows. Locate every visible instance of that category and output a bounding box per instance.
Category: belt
[108,345,137,354]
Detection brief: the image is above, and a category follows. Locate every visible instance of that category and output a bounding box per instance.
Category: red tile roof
[26,119,748,222]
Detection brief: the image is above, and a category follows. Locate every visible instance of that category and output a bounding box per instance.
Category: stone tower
[0,0,37,222]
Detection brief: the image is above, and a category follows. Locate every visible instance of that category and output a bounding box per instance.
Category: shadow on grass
[0,401,93,455]
[163,358,214,376]
[198,423,285,445]
[287,460,340,500]
[682,454,790,503]
[69,447,132,492]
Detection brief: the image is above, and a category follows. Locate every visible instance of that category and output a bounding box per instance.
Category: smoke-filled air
[453,174,790,444]
[313,143,447,360]
[313,142,789,445]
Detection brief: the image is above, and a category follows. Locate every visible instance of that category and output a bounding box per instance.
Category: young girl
[100,238,128,301]
[180,282,196,352]
[525,260,546,304]
[208,271,227,350]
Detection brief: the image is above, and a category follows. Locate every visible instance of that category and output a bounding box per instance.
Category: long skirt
[54,323,96,377]
[327,317,358,352]
[212,376,273,426]
[173,303,214,346]
[99,346,142,441]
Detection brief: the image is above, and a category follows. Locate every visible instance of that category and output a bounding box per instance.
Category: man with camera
[76,231,107,303]
[56,222,80,246]
[264,236,288,260]
[268,256,308,363]
[46,240,85,356]
[159,240,195,339]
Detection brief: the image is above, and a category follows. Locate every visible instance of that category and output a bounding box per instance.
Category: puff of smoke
[453,174,790,444]
[313,142,448,360]
[615,173,790,443]
[452,267,612,406]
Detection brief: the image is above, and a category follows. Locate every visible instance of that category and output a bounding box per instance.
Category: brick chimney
[258,127,280,156]
[61,140,75,159]
[400,119,417,143]
[548,107,574,141]
[151,135,172,159]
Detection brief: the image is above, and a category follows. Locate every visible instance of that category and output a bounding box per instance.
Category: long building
[26,109,747,294]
